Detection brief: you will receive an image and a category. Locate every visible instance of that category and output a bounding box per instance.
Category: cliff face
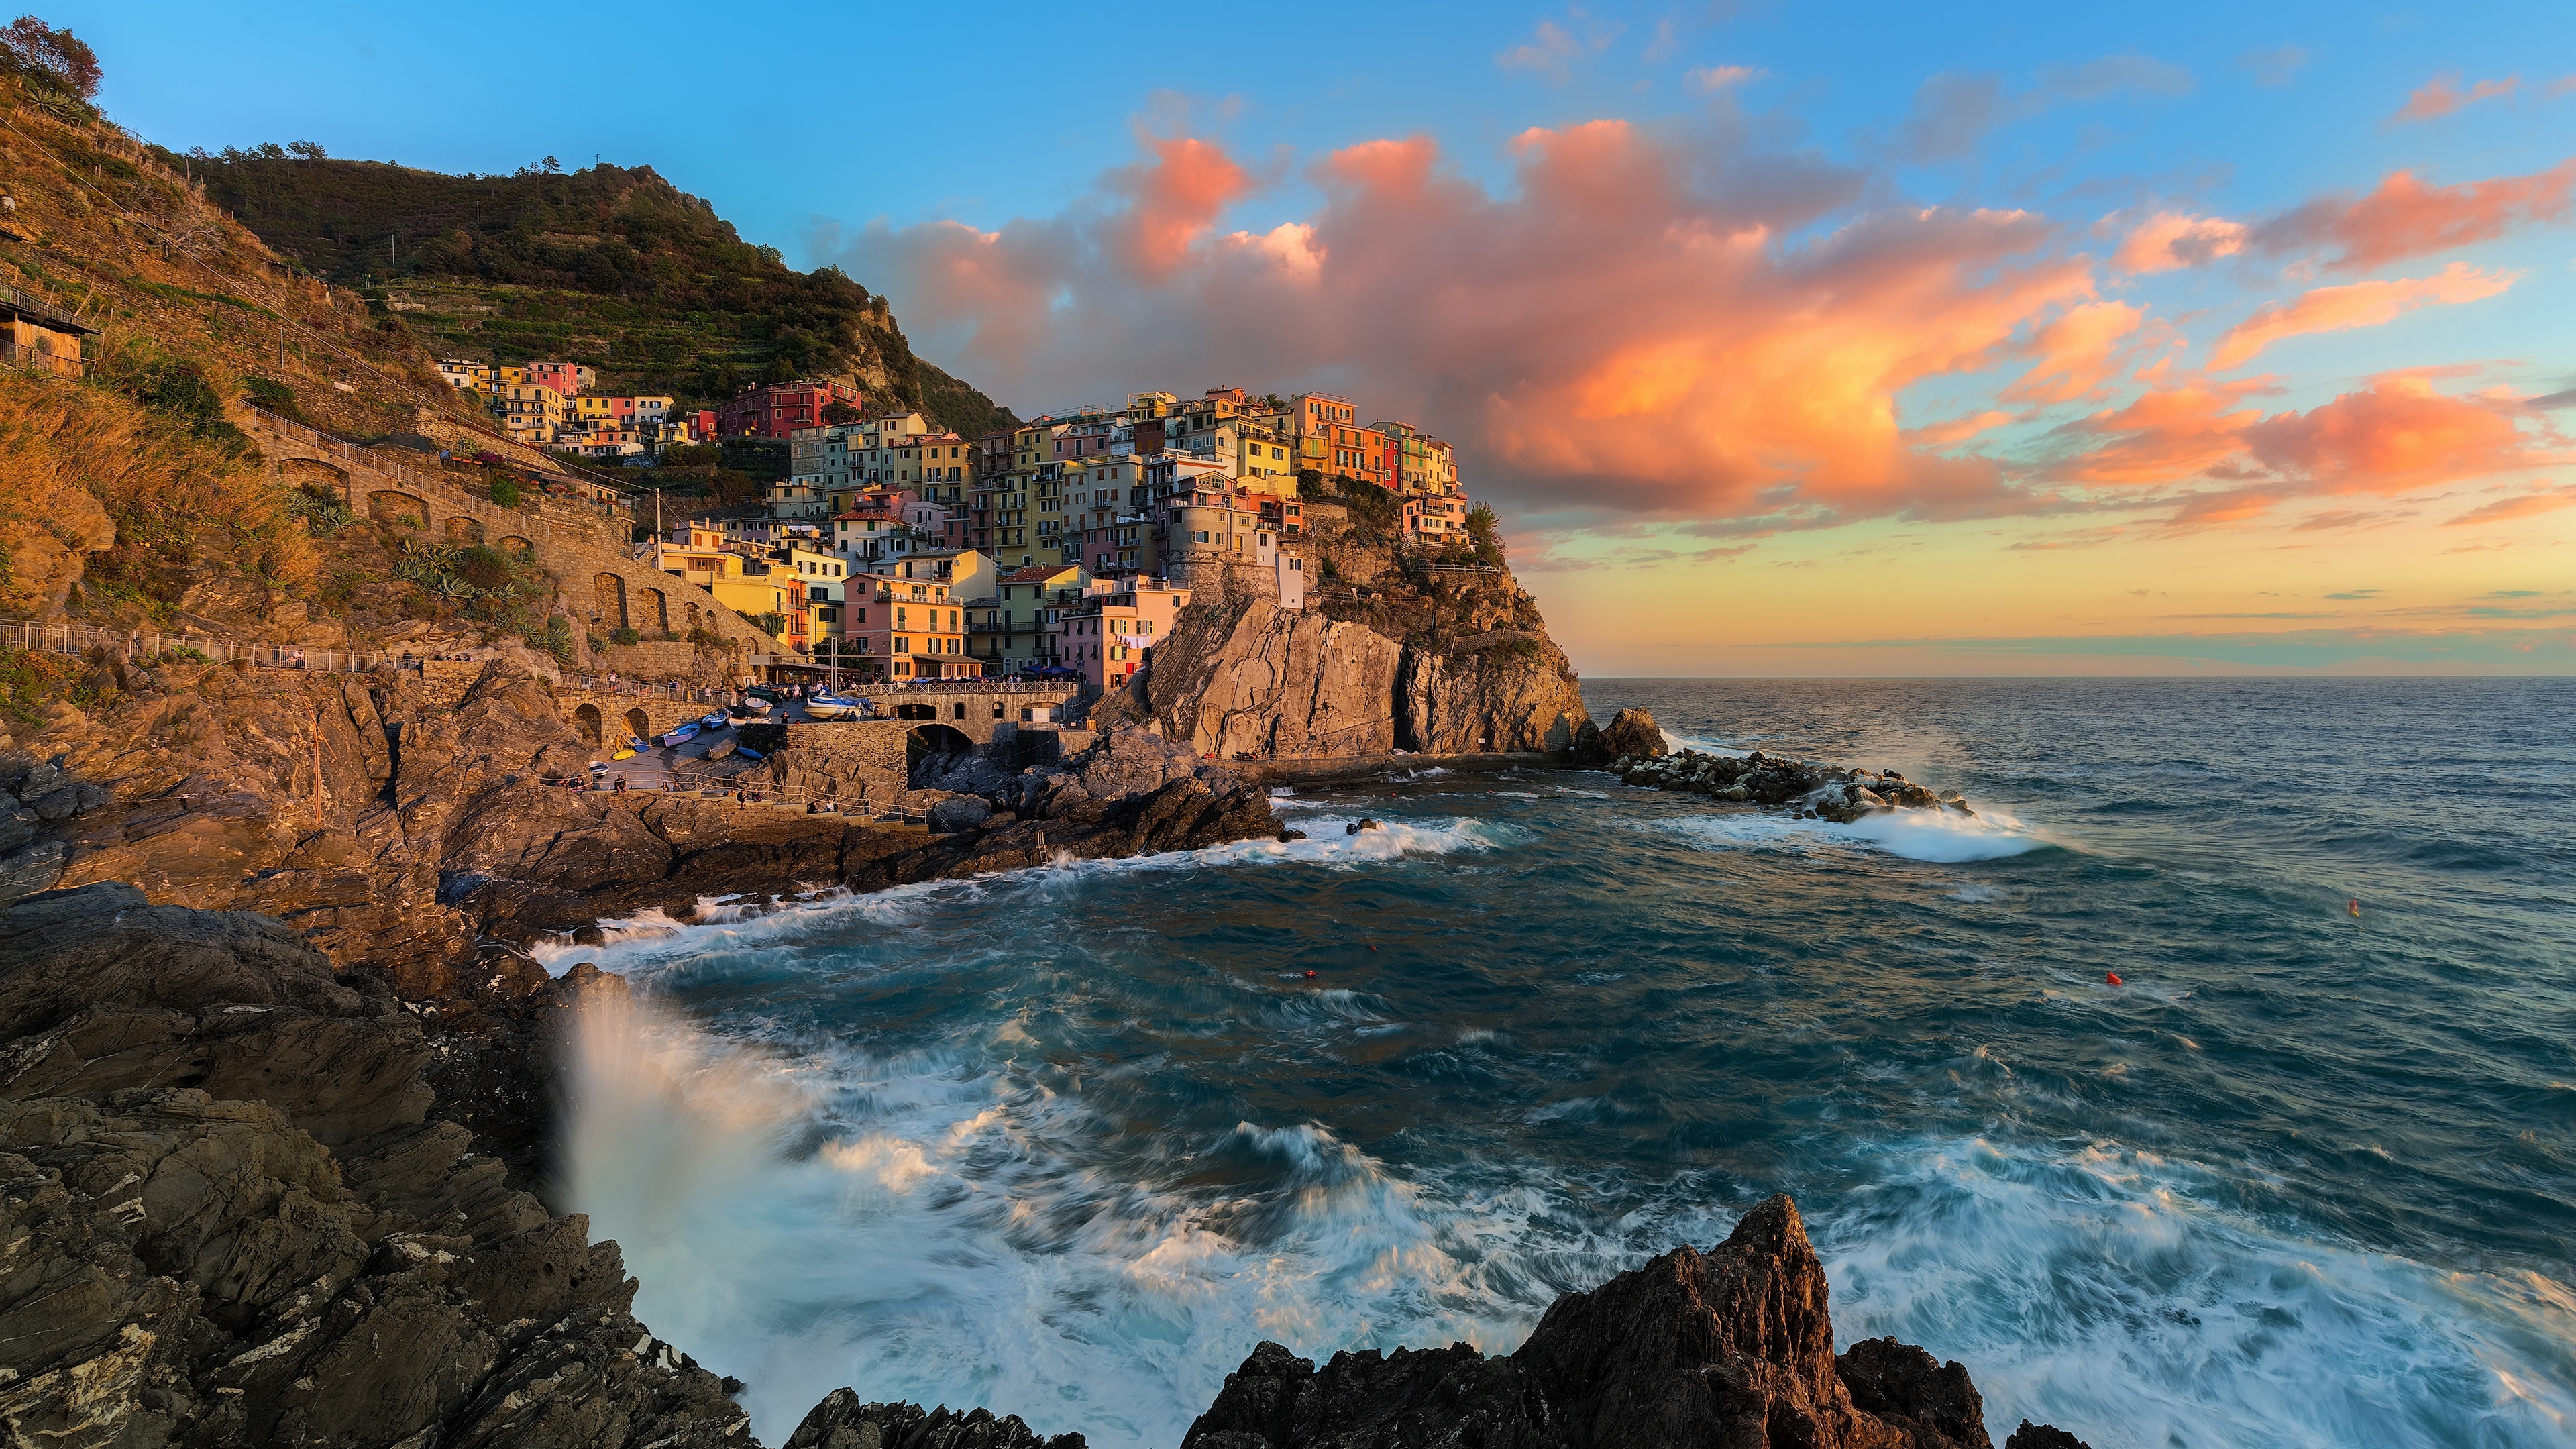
[1135,500,1590,761]
[1142,602,1409,757]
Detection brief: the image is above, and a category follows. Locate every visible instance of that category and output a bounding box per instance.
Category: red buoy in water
[2106,972,2124,986]
[1305,970,1317,978]
[2349,898,2361,917]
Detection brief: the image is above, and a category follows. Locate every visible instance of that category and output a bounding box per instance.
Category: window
[896,637,910,653]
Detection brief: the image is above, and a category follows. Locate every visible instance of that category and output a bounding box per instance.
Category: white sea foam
[1655,805,2054,864]
[1817,1135,2576,1448]
[564,994,2576,1449]
[1658,729,1752,757]
[565,1000,1609,1447]
[531,814,1513,978]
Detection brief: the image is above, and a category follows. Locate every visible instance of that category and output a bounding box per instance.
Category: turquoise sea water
[545,678,2576,1448]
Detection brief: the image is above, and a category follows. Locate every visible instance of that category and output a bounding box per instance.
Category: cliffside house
[1058,576,1192,690]
[1,285,93,379]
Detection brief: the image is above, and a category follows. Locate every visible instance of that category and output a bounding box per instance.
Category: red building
[712,380,864,440]
[527,360,586,396]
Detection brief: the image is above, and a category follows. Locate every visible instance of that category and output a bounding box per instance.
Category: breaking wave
[1654,804,2055,863]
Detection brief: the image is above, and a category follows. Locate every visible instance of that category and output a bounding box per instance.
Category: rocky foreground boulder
[0,883,749,1448]
[1169,1196,2089,1449]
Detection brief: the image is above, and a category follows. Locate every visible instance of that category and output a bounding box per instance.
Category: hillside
[170,150,1017,436]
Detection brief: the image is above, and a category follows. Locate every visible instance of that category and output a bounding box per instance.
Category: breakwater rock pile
[1607,711,1974,825]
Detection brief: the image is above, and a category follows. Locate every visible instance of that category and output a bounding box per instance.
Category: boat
[659,722,701,747]
[700,710,731,729]
[735,696,773,716]
[732,746,764,763]
[610,749,636,762]
[803,693,867,721]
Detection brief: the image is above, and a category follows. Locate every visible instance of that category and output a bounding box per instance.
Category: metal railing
[0,281,85,333]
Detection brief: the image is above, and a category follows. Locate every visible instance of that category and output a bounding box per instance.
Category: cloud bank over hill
[821,111,2571,543]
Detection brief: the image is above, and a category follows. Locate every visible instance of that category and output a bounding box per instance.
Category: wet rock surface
[1601,712,1974,825]
[860,728,1280,885]
[1175,1196,2090,1449]
[0,883,750,1448]
[786,1390,1088,1449]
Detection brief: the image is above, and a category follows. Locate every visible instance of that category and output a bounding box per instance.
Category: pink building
[1058,576,1191,690]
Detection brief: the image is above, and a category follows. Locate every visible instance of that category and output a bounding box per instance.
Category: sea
[536,678,2576,1449]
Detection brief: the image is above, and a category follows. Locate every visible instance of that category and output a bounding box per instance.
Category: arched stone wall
[496,534,536,560]
[906,723,975,780]
[445,516,486,547]
[574,702,602,745]
[639,587,669,632]
[622,708,651,743]
[593,573,627,629]
[280,456,350,501]
[368,490,429,527]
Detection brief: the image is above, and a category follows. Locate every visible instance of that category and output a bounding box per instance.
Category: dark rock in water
[0,884,749,1449]
[1183,1195,2089,1449]
[2006,1423,2093,1449]
[787,1389,1087,1448]
[1595,706,1666,762]
[1838,1336,1990,1447]
[1280,828,1307,842]
[1346,818,1381,835]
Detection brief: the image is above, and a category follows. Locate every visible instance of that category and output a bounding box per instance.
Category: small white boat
[660,722,702,747]
[700,711,731,729]
[736,697,773,716]
[803,694,865,721]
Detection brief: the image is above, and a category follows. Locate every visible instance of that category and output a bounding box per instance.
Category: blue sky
[60,1,2576,673]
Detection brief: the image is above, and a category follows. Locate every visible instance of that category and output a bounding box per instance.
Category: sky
[63,1,2576,674]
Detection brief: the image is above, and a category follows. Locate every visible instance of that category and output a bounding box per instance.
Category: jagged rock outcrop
[1180,1195,2090,1449]
[0,883,750,1448]
[786,1390,1087,1449]
[1592,707,1666,763]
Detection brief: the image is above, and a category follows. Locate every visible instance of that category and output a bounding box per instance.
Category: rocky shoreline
[0,877,2093,1447]
[0,677,2100,1448]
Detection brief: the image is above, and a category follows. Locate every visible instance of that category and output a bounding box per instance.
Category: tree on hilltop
[1,15,100,99]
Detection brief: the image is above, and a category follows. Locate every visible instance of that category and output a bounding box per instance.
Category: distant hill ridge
[168,150,1016,437]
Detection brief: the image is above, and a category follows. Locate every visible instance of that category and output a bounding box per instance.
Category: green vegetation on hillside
[165,152,1018,437]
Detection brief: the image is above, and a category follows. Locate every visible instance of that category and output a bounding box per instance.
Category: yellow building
[495,382,567,445]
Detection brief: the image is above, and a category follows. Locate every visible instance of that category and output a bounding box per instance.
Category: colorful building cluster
[437,357,688,458]
[628,382,1477,684]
